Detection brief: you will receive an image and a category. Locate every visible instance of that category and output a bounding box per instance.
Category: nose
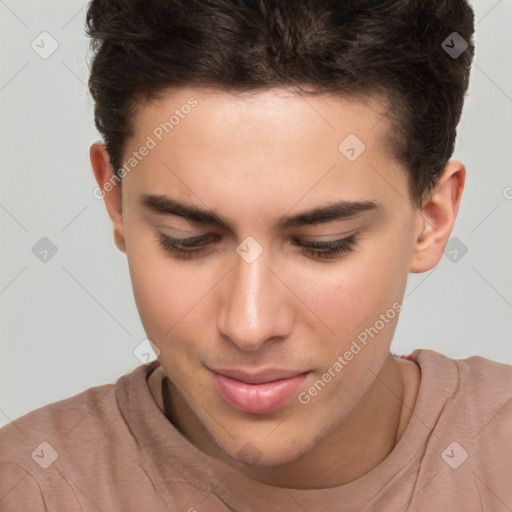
[217,246,293,352]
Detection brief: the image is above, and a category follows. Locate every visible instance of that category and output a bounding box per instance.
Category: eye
[292,234,358,260]
[155,232,358,260]
[155,232,216,259]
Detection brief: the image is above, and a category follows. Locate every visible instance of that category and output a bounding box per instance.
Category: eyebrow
[139,194,380,231]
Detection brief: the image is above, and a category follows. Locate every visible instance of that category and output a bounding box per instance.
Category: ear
[409,159,465,273]
[90,142,127,253]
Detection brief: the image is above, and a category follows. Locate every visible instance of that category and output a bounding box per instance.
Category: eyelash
[155,232,358,261]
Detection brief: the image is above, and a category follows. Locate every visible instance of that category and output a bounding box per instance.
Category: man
[1,0,511,510]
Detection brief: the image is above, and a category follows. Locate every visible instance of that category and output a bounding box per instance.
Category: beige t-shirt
[1,349,511,511]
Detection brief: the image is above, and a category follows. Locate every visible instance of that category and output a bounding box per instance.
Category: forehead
[131,85,393,154]
[122,86,408,218]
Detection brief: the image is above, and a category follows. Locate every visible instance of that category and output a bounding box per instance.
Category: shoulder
[0,381,117,462]
[0,363,162,510]
[0,362,157,469]
[405,349,512,446]
[0,382,117,509]
[410,348,512,409]
[0,461,48,510]
[450,351,512,410]
[454,353,512,444]
[410,350,512,507]
[412,349,512,463]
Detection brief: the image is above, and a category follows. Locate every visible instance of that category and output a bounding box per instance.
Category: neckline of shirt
[115,349,459,510]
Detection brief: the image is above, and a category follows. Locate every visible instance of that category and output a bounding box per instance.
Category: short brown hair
[86,0,475,206]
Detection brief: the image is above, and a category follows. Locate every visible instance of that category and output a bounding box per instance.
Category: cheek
[298,237,410,342]
[126,235,222,365]
[126,241,194,340]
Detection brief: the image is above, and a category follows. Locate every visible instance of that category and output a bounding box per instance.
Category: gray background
[1,0,511,429]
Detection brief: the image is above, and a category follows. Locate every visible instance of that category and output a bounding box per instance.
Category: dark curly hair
[85,0,475,206]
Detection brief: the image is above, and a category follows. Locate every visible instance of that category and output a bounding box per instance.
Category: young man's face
[92,86,455,468]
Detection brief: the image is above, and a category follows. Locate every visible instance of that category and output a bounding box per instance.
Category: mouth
[208,367,310,414]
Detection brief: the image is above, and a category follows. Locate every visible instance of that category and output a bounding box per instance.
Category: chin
[213,434,309,468]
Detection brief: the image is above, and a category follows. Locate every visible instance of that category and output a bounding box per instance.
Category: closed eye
[155,232,358,261]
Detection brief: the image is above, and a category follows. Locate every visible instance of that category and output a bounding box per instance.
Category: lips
[209,368,310,414]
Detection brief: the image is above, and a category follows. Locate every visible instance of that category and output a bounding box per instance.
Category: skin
[90,86,465,489]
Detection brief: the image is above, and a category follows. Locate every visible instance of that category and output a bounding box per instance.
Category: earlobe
[409,160,465,273]
[90,142,127,254]
[113,229,127,253]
